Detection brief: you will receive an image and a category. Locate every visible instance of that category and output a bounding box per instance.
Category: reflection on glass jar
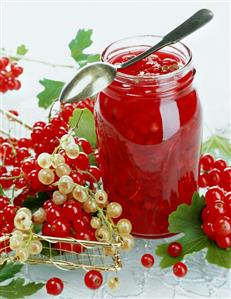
[95,35,202,238]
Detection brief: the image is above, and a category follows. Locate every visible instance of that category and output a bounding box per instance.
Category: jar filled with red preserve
[95,35,202,238]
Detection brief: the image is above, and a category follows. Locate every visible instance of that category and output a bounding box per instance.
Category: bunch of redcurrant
[0,57,23,93]
[198,154,231,249]
[201,187,231,248]
[199,153,231,191]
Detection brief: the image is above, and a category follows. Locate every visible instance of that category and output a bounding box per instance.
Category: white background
[0,1,231,299]
[1,1,230,135]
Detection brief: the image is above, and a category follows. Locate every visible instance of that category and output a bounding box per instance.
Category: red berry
[18,138,31,148]
[141,253,155,268]
[0,174,13,189]
[50,116,66,128]
[2,222,14,233]
[209,200,227,217]
[89,166,102,182]
[213,159,227,171]
[0,166,7,176]
[42,223,52,236]
[0,196,10,210]
[14,80,21,90]
[78,138,93,154]
[3,205,17,222]
[221,167,231,192]
[21,160,35,175]
[167,242,183,257]
[33,121,46,128]
[215,234,231,249]
[51,219,70,238]
[27,170,42,190]
[11,167,21,176]
[43,200,55,211]
[17,147,30,161]
[8,109,19,117]
[0,142,12,156]
[11,64,23,77]
[15,178,27,189]
[70,171,86,185]
[0,57,9,68]
[207,169,221,187]
[73,218,85,232]
[202,222,215,239]
[225,192,231,203]
[198,173,208,188]
[62,200,82,221]
[46,277,64,296]
[200,153,214,171]
[84,270,103,290]
[31,127,44,143]
[205,186,224,205]
[201,207,213,222]
[214,217,231,237]
[74,153,90,170]
[173,262,188,277]
[46,206,62,224]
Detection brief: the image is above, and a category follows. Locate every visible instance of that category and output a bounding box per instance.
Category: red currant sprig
[198,153,230,192]
[201,185,231,248]
[0,57,23,93]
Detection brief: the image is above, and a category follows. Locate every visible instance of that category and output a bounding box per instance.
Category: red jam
[95,37,202,238]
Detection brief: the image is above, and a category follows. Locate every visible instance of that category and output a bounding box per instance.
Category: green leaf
[202,135,231,160]
[23,192,50,212]
[69,29,100,67]
[16,44,28,56]
[206,242,231,269]
[0,262,23,283]
[0,278,44,299]
[156,193,231,269]
[156,193,209,268]
[37,79,65,109]
[69,108,97,147]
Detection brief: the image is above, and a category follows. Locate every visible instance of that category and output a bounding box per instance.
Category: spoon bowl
[59,62,117,103]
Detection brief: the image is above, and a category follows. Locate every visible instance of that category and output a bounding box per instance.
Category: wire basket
[0,233,122,271]
[0,108,123,272]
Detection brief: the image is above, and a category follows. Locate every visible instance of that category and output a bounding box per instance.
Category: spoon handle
[119,9,213,69]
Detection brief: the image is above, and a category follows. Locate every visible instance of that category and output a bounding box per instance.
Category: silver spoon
[59,9,213,103]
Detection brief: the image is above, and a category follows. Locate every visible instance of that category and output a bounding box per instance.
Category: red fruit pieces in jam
[111,50,184,76]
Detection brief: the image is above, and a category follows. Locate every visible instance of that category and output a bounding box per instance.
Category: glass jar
[95,35,202,238]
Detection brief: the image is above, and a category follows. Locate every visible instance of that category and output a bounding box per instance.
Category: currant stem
[0,108,33,130]
[0,174,23,180]
[0,49,79,70]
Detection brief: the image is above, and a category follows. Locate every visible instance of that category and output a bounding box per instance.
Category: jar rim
[101,34,193,81]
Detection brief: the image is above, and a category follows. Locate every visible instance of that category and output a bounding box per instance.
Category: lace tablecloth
[22,238,231,299]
